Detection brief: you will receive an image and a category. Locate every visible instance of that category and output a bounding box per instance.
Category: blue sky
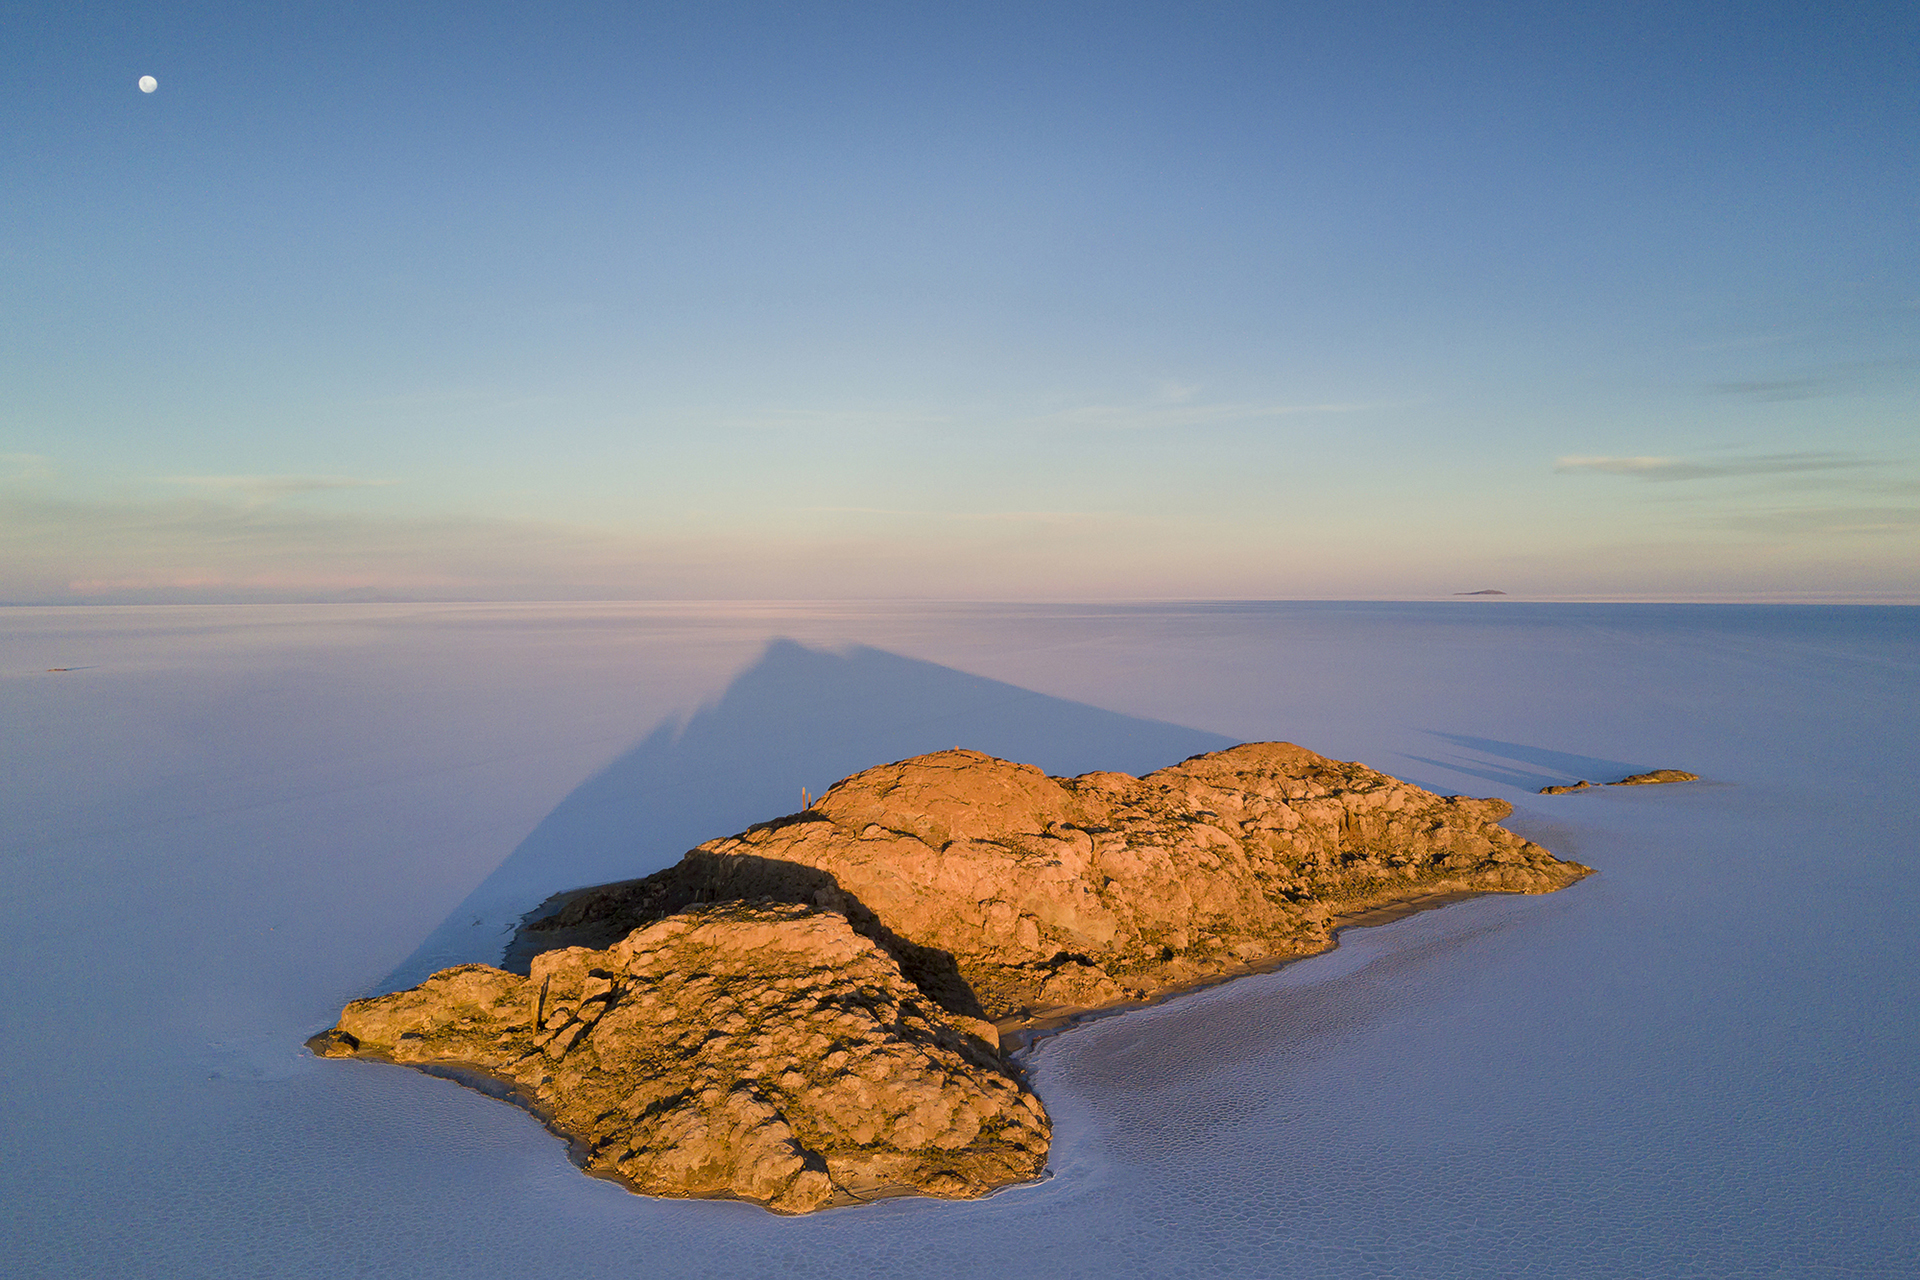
[4,1,1915,601]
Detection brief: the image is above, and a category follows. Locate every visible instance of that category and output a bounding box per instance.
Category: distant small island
[312,743,1590,1213]
[1453,589,1508,596]
[1540,769,1699,795]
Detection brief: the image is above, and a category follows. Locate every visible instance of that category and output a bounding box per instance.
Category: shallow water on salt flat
[2,602,1914,1278]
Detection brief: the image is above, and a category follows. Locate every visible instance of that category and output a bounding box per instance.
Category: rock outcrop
[311,902,1046,1213]
[519,742,1588,1024]
[1613,769,1699,786]
[1541,768,1698,795]
[314,741,1589,1213]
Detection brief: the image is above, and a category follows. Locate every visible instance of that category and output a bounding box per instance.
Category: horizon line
[4,593,1916,609]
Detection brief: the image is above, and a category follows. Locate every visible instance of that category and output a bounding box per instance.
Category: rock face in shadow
[522,742,1590,1024]
[311,902,1045,1213]
[315,741,1589,1214]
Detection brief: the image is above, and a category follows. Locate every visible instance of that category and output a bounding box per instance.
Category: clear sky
[4,1,1916,602]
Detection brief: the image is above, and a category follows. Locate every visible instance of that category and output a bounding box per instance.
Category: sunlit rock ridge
[314,742,1589,1213]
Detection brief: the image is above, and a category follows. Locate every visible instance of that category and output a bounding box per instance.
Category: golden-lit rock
[1541,768,1698,794]
[528,742,1590,1024]
[311,902,1045,1213]
[316,742,1590,1214]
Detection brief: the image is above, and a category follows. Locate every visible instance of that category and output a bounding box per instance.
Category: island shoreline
[311,742,1592,1213]
[311,879,1579,1214]
[994,880,1586,1053]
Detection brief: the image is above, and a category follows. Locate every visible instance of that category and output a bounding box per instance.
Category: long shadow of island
[380,639,1238,993]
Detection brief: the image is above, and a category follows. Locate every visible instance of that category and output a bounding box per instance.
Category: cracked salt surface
[2,602,1915,1277]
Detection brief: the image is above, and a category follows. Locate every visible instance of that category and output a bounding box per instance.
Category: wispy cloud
[1688,334,1793,353]
[703,396,1385,435]
[0,490,683,602]
[1702,358,1918,401]
[714,408,956,432]
[0,453,54,483]
[1777,474,1920,497]
[792,506,1114,527]
[1032,400,1385,430]
[1554,452,1871,482]
[0,489,1148,604]
[152,474,398,505]
[1705,377,1833,402]
[1716,506,1920,537]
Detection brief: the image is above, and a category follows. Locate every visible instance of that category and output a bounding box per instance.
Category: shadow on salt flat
[379,638,1237,992]
[1401,731,1651,793]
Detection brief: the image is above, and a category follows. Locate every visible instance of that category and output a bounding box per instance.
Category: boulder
[312,902,1046,1213]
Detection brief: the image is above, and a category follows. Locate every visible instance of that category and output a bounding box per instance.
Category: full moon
[138,75,157,93]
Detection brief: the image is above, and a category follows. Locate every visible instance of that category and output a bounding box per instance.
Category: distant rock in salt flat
[315,742,1590,1213]
[1612,769,1700,786]
[1541,768,1699,794]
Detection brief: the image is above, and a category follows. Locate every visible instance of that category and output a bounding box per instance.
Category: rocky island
[1540,769,1699,795]
[313,742,1590,1213]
